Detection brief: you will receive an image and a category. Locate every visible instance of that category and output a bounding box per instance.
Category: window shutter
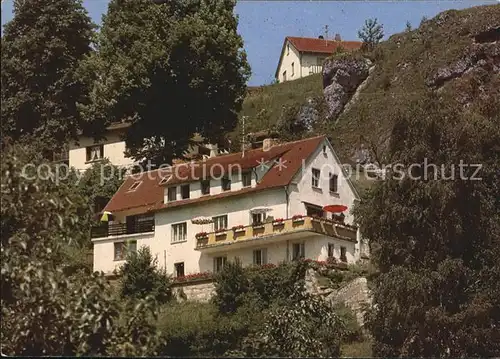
[253,250,256,265]
[300,243,305,258]
[263,249,268,264]
[213,258,216,273]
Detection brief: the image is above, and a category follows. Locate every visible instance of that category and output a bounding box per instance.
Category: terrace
[195,216,357,252]
[90,219,155,239]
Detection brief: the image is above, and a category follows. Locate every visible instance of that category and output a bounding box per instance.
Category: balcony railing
[308,65,323,75]
[195,216,357,250]
[91,219,155,239]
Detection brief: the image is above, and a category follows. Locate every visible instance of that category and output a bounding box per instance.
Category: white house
[68,122,135,171]
[275,35,362,83]
[68,122,227,171]
[91,135,367,278]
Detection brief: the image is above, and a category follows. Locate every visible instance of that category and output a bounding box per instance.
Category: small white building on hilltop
[275,35,362,83]
[67,122,227,172]
[91,135,368,278]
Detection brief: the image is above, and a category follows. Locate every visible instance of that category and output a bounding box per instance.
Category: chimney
[334,33,341,41]
[318,35,324,39]
[263,138,279,152]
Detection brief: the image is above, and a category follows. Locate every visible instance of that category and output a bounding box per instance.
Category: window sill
[329,191,340,198]
[171,240,187,245]
[113,258,125,262]
[85,158,104,164]
[312,186,322,192]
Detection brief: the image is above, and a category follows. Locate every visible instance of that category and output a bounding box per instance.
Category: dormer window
[242,172,252,187]
[128,181,142,191]
[167,187,177,202]
[181,184,190,199]
[221,175,231,191]
[86,144,104,162]
[201,180,210,195]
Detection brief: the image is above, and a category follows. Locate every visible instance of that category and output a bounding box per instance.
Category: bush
[156,302,248,356]
[119,247,172,304]
[212,259,249,314]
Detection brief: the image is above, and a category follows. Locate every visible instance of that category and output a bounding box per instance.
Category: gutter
[284,185,290,218]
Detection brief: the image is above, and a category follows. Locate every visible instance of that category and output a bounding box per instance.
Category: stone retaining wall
[172,280,215,302]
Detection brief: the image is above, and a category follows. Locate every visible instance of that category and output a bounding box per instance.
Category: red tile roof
[104,135,326,215]
[286,36,362,54]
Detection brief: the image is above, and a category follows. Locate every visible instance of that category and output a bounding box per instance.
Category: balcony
[91,219,155,239]
[195,216,357,251]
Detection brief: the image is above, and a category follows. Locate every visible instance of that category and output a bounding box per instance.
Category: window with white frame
[242,172,252,187]
[328,243,335,258]
[174,262,185,277]
[114,240,137,261]
[213,256,227,273]
[86,144,104,162]
[253,248,267,265]
[340,246,347,262]
[213,215,228,231]
[167,187,177,201]
[292,242,305,260]
[291,62,295,76]
[181,184,190,199]
[221,175,231,191]
[287,44,290,55]
[172,222,187,242]
[312,168,320,188]
[329,173,338,193]
[252,212,266,225]
[201,179,210,195]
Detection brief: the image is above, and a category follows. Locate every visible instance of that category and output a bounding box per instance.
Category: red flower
[232,225,245,231]
[292,214,304,220]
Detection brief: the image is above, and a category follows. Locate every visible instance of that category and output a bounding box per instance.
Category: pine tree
[1,0,95,155]
[357,18,384,50]
[355,94,500,357]
[80,0,251,166]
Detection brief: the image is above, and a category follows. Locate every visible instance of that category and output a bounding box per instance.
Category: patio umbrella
[100,211,115,222]
[322,205,348,213]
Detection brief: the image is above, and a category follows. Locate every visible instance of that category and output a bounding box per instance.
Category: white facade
[276,39,326,83]
[92,138,363,276]
[69,131,134,171]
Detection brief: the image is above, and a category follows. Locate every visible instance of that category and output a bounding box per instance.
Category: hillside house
[68,122,226,171]
[275,35,362,83]
[91,135,367,277]
[91,136,366,276]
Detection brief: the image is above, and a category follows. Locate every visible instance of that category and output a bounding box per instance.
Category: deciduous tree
[1,0,95,154]
[81,0,250,166]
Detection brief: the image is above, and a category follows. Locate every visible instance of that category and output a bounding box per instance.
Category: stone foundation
[172,280,215,302]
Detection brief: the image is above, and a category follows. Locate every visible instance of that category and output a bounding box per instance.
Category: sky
[1,0,496,86]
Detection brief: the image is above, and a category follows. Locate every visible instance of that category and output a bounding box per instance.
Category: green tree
[119,246,172,304]
[81,0,250,166]
[0,144,161,356]
[1,0,95,155]
[212,259,249,314]
[355,95,500,357]
[405,21,412,32]
[357,18,384,50]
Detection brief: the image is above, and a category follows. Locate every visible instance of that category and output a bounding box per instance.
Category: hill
[235,4,500,195]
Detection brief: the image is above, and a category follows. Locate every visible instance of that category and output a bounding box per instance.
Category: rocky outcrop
[322,56,372,119]
[305,268,372,328]
[427,28,500,88]
[172,280,215,302]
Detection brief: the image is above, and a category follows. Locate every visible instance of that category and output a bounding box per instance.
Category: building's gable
[275,38,301,80]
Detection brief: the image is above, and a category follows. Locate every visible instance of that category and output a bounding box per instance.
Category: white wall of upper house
[68,132,135,171]
[277,40,302,83]
[277,40,328,83]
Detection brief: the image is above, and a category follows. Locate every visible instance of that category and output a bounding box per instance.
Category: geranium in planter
[272,218,285,226]
[195,231,208,239]
[215,228,227,236]
[292,214,305,222]
[232,225,245,233]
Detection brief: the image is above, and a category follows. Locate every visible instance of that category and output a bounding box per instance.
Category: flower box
[174,271,213,283]
[215,228,227,236]
[272,218,285,226]
[232,225,245,233]
[292,214,305,223]
[195,232,208,239]
[196,237,208,247]
[252,223,265,229]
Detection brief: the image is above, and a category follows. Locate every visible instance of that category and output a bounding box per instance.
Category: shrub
[212,259,249,314]
[119,247,172,304]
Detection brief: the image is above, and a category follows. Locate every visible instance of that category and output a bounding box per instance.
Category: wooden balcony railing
[91,219,155,239]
